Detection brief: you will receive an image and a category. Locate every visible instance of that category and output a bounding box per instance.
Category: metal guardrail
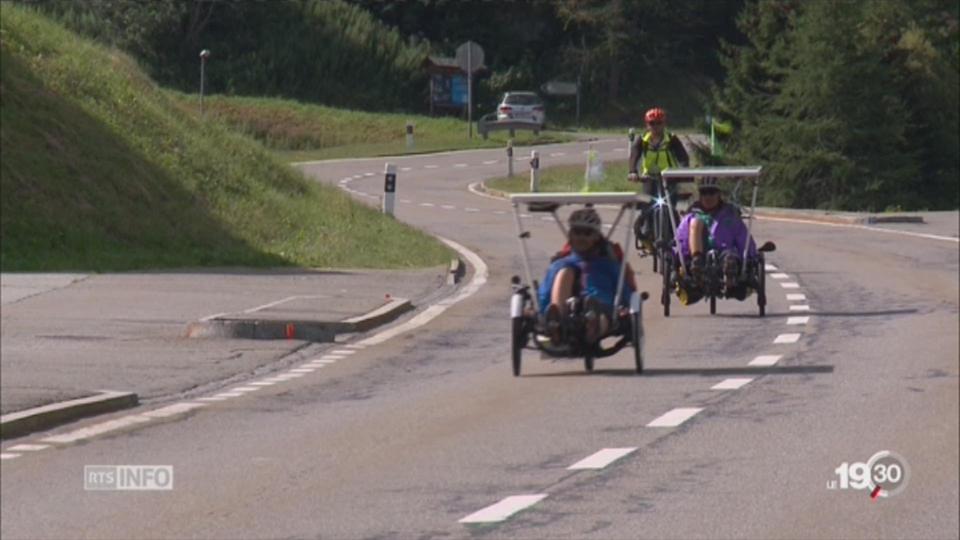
[477,113,542,139]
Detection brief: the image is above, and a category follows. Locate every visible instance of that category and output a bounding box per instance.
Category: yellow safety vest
[641,132,678,176]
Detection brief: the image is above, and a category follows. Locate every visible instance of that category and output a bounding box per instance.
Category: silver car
[496,92,546,128]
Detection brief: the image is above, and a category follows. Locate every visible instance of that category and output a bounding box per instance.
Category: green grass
[0,4,451,271]
[168,93,576,162]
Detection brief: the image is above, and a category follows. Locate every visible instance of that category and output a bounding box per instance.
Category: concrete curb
[1,390,138,440]
[474,180,926,226]
[184,297,413,341]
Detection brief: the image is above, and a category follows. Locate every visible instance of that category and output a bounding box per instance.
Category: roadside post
[628,127,636,155]
[406,121,415,150]
[507,139,514,178]
[199,49,210,116]
[383,163,396,216]
[529,150,540,193]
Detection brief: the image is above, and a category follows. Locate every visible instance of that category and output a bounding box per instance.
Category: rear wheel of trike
[511,317,526,376]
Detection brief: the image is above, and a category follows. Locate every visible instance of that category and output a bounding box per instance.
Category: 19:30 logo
[828,450,909,499]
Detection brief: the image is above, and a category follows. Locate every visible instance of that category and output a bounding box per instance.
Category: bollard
[405,121,415,150]
[507,139,514,178]
[382,163,396,216]
[529,150,540,193]
[628,127,636,154]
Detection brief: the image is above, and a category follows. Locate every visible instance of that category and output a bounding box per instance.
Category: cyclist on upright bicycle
[627,107,690,251]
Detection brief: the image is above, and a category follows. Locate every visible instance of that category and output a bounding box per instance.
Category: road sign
[541,80,578,96]
[455,41,484,74]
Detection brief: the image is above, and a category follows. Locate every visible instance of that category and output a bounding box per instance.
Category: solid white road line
[770,273,790,279]
[711,378,754,390]
[787,316,810,325]
[749,354,782,366]
[143,402,207,418]
[249,381,278,386]
[757,215,960,243]
[774,333,802,344]
[786,293,807,301]
[780,282,801,289]
[41,414,152,444]
[647,407,703,427]
[1,453,21,460]
[289,368,316,373]
[567,448,637,470]
[459,494,549,524]
[230,386,261,393]
[789,305,811,311]
[5,444,50,452]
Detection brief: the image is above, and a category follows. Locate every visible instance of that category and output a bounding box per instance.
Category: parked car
[496,92,546,128]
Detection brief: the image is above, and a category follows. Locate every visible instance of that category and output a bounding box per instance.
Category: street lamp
[199,49,211,115]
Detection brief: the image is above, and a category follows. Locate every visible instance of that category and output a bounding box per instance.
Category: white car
[496,92,546,128]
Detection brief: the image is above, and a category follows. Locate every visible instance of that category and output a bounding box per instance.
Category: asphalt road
[2,139,957,540]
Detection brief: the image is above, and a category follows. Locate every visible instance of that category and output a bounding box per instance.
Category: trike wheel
[632,313,644,374]
[757,254,767,317]
[709,293,717,315]
[511,317,526,376]
[661,253,672,317]
[584,350,595,373]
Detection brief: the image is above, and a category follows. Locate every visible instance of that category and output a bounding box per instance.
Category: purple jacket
[676,203,757,260]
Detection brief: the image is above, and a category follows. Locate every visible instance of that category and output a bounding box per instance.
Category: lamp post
[199,49,211,116]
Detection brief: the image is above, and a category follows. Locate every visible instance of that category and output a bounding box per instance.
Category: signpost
[456,41,484,139]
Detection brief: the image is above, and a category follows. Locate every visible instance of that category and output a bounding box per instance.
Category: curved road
[2,139,958,539]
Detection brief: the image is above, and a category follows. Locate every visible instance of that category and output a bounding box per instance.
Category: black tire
[757,254,767,317]
[584,352,594,373]
[511,317,525,376]
[632,313,644,374]
[661,254,672,317]
[652,250,659,273]
[709,293,717,315]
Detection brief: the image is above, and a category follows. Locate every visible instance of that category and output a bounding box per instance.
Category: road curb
[474,181,926,226]
[1,390,138,440]
[184,297,413,341]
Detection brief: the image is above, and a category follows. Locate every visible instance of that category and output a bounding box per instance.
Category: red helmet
[644,107,667,124]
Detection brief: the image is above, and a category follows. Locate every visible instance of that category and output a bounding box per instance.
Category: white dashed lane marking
[770,273,790,279]
[1,453,21,460]
[400,167,412,172]
[363,172,375,177]
[425,164,439,169]
[230,387,261,393]
[774,333,802,344]
[711,378,754,390]
[41,414,152,444]
[419,203,435,207]
[765,263,778,271]
[441,205,456,210]
[465,208,480,212]
[331,349,356,355]
[143,402,207,418]
[780,282,801,289]
[749,355,782,366]
[567,448,637,470]
[290,368,316,373]
[454,163,468,168]
[787,316,810,325]
[249,381,278,386]
[549,152,566,157]
[400,199,412,204]
[789,305,811,311]
[459,494,548,524]
[786,293,807,301]
[482,160,499,165]
[647,407,703,427]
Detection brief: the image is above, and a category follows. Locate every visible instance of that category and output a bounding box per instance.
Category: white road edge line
[757,215,959,243]
[647,407,703,427]
[356,236,488,347]
[711,378,754,390]
[567,448,637,470]
[459,494,548,524]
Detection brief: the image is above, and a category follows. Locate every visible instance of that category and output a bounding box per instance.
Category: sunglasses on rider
[570,226,598,237]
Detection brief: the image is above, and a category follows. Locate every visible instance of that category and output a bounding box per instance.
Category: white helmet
[568,208,603,233]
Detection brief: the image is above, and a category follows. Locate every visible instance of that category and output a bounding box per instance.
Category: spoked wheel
[757,254,767,317]
[661,252,672,317]
[631,313,644,374]
[511,317,526,376]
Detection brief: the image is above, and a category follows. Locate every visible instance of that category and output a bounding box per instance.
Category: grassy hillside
[170,93,574,162]
[0,4,450,271]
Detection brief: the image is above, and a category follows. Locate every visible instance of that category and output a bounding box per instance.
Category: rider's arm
[628,137,644,174]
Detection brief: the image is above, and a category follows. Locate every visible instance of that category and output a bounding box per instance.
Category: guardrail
[477,113,542,139]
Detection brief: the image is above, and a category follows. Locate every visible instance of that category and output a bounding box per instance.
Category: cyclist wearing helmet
[674,178,756,304]
[538,208,636,343]
[627,107,691,248]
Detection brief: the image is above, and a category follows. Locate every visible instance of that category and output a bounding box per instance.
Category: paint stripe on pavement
[780,282,800,289]
[711,378,754,390]
[5,444,49,452]
[774,333,802,344]
[567,448,637,470]
[749,355,782,366]
[786,293,807,301]
[765,263,778,271]
[459,494,548,524]
[41,414,152,444]
[1,453,21,460]
[789,305,811,311]
[787,316,810,325]
[647,407,703,427]
[770,273,790,279]
[143,402,207,418]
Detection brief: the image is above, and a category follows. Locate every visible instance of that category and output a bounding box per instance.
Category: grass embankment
[171,94,576,162]
[0,4,450,271]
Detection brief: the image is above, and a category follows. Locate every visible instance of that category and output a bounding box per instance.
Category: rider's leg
[688,217,707,280]
[550,267,576,315]
[583,296,611,343]
[720,249,741,290]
